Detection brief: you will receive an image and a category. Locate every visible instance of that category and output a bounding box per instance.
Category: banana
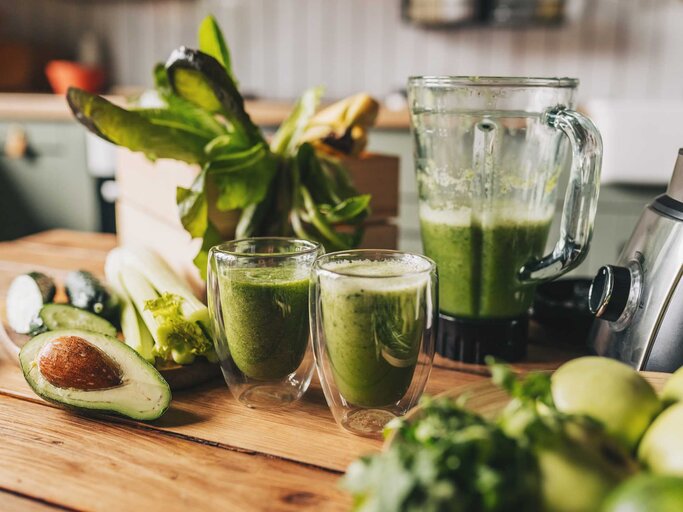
[302,93,379,156]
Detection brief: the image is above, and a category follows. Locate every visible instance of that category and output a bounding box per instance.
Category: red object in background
[45,60,106,94]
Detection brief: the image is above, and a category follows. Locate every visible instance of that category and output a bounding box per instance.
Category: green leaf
[198,14,238,86]
[193,222,223,281]
[270,86,324,156]
[320,194,371,224]
[136,107,225,139]
[166,48,263,147]
[176,167,208,238]
[67,87,210,164]
[209,149,276,211]
[300,186,354,251]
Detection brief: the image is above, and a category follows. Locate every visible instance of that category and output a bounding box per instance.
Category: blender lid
[667,148,683,203]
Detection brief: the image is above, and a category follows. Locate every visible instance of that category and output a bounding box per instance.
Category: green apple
[661,366,683,406]
[602,474,683,512]
[638,402,683,476]
[552,357,661,450]
[537,419,637,512]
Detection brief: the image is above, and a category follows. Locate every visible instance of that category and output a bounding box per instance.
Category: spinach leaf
[198,14,237,86]
[67,87,210,165]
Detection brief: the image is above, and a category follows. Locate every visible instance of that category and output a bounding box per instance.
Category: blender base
[436,313,528,364]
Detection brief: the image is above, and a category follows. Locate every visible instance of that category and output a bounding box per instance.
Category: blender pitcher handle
[520,107,603,283]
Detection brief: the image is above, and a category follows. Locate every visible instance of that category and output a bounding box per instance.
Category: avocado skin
[19,329,171,421]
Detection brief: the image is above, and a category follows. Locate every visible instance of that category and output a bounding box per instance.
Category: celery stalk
[121,247,210,329]
[104,248,155,362]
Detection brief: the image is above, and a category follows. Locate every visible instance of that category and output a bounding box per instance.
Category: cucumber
[6,272,56,334]
[65,270,119,320]
[37,304,117,337]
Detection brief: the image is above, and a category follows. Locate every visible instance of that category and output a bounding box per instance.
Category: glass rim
[408,75,579,88]
[314,249,436,278]
[210,237,321,258]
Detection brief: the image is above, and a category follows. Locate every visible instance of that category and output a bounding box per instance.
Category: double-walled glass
[408,76,602,362]
[207,238,321,408]
[310,250,437,436]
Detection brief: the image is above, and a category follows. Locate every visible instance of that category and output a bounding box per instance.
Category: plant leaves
[198,14,238,86]
[136,107,225,139]
[320,194,371,224]
[176,167,208,238]
[270,86,324,156]
[193,222,224,281]
[300,186,354,251]
[209,148,276,211]
[67,87,210,165]
[166,48,263,147]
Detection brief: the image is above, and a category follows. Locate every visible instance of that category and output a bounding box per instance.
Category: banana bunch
[302,93,379,157]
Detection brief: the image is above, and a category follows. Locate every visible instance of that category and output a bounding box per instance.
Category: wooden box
[115,150,399,292]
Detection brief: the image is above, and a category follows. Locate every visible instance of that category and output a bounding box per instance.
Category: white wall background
[5,0,683,102]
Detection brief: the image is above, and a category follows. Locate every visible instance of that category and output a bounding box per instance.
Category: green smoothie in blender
[419,205,551,319]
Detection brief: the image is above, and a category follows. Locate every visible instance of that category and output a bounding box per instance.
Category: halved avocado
[19,329,171,420]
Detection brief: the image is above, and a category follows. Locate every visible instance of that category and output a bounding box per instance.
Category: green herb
[343,396,542,512]
[67,15,376,278]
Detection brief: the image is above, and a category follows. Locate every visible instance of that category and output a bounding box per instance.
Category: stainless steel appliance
[589,149,683,372]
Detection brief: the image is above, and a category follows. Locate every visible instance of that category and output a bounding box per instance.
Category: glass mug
[408,76,602,363]
[207,238,321,408]
[310,250,437,437]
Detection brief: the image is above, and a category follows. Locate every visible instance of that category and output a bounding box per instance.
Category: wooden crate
[115,150,399,292]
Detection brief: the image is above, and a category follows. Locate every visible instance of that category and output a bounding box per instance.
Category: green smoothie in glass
[220,267,309,380]
[420,205,551,319]
[320,261,429,407]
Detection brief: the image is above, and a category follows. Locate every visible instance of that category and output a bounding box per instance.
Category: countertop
[0,230,581,511]
[0,93,411,129]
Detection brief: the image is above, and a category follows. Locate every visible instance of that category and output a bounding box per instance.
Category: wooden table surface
[0,230,582,512]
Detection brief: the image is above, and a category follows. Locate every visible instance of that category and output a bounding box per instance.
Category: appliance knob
[589,265,632,321]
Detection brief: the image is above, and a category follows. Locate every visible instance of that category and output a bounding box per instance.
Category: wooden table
[0,230,581,512]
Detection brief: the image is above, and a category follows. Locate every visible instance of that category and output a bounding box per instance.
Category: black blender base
[436,314,529,364]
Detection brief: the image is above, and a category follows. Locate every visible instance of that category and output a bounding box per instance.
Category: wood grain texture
[0,490,64,512]
[0,394,348,512]
[0,346,483,472]
[0,230,584,511]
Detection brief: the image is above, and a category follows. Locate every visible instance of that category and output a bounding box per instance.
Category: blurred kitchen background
[1,0,682,277]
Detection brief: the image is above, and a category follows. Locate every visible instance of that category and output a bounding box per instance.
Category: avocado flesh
[20,329,171,420]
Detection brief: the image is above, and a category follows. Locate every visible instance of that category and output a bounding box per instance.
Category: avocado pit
[38,335,123,390]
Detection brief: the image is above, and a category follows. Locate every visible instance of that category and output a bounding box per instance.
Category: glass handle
[520,107,603,283]
[206,250,229,361]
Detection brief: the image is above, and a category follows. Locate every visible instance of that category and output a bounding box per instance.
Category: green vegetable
[65,270,119,321]
[66,88,210,164]
[5,272,56,334]
[105,249,155,363]
[107,248,214,365]
[36,304,117,338]
[67,15,374,278]
[343,396,542,512]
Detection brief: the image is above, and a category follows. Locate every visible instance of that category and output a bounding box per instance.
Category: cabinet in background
[0,121,99,241]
